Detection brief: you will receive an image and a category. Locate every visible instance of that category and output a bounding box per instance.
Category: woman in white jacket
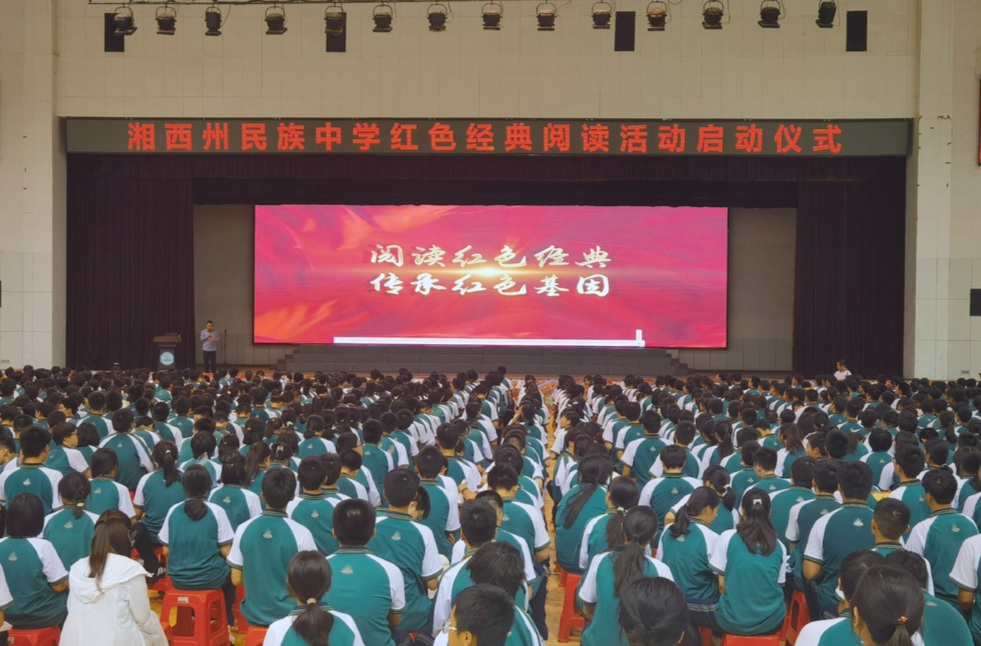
[60,510,168,646]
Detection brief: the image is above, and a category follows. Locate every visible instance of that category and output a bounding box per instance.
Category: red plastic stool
[245,626,268,646]
[557,573,585,643]
[699,627,714,646]
[783,590,809,645]
[233,584,249,633]
[149,547,173,593]
[722,635,781,646]
[161,588,231,646]
[163,623,174,645]
[8,628,61,646]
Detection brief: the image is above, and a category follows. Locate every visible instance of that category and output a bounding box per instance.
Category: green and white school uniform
[786,494,841,590]
[860,451,892,490]
[297,436,336,459]
[659,518,720,602]
[286,490,350,556]
[503,606,545,646]
[751,473,792,497]
[153,422,181,446]
[418,479,460,559]
[922,591,973,645]
[889,481,932,536]
[263,605,365,646]
[555,484,608,574]
[959,480,981,514]
[620,435,666,489]
[906,508,978,606]
[368,509,443,632]
[42,507,99,568]
[0,536,68,628]
[577,551,674,646]
[710,530,789,636]
[962,491,981,530]
[639,474,700,545]
[337,473,372,505]
[133,428,161,451]
[134,470,188,537]
[227,511,318,627]
[730,468,759,507]
[502,497,551,559]
[0,463,62,514]
[98,432,153,490]
[777,448,806,479]
[325,547,405,646]
[85,413,112,440]
[178,456,221,483]
[794,617,861,646]
[44,446,89,476]
[433,548,530,632]
[159,500,235,590]
[803,502,875,609]
[579,510,618,571]
[615,423,646,453]
[769,486,815,549]
[361,444,394,496]
[209,484,262,530]
[448,529,539,594]
[649,449,702,480]
[951,534,981,642]
[671,494,739,535]
[87,476,136,518]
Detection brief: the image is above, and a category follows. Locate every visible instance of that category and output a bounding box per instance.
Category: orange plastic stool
[8,628,61,646]
[161,588,231,646]
[163,623,174,645]
[783,590,809,645]
[557,573,585,643]
[233,584,249,633]
[722,635,781,646]
[245,626,268,646]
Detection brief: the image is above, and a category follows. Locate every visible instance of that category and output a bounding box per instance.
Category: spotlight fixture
[591,1,611,29]
[702,0,724,29]
[536,2,556,31]
[204,4,222,36]
[324,4,344,34]
[427,3,447,32]
[265,5,288,35]
[759,0,781,28]
[113,5,137,36]
[481,2,502,29]
[646,1,667,31]
[816,0,836,28]
[372,3,393,32]
[155,5,177,35]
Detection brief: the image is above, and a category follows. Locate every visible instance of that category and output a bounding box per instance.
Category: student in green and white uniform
[889,446,931,536]
[488,466,551,563]
[905,469,979,608]
[263,551,365,646]
[749,447,793,498]
[649,422,701,480]
[133,441,186,577]
[578,506,674,646]
[776,423,808,479]
[619,410,664,488]
[169,399,195,440]
[555,455,612,574]
[296,417,336,459]
[803,461,876,613]
[416,446,461,559]
[0,426,62,515]
[579,477,642,571]
[730,442,761,508]
[326,499,405,646]
[709,489,789,636]
[210,452,262,530]
[86,449,137,519]
[42,472,98,569]
[287,456,349,556]
[670,466,740,536]
[0,493,69,629]
[786,459,842,595]
[361,420,394,501]
[45,422,89,476]
[951,532,981,643]
[466,541,544,646]
[769,457,816,549]
[659,487,721,631]
[152,401,182,449]
[178,433,221,483]
[884,549,973,646]
[159,465,236,625]
[98,409,152,491]
[228,468,317,627]
[177,417,224,464]
[615,577,691,646]
[639,447,701,548]
[83,391,113,439]
[860,429,894,489]
[844,566,927,646]
[793,549,883,646]
[368,468,443,635]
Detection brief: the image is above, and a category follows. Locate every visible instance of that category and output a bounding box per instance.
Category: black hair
[383,467,421,508]
[603,476,641,552]
[736,489,777,556]
[813,458,839,493]
[837,460,874,500]
[111,408,134,433]
[562,454,613,529]
[670,486,719,539]
[659,445,686,471]
[362,419,384,445]
[244,442,271,485]
[868,429,893,452]
[840,550,885,601]
[182,464,213,521]
[883,550,929,590]
[287,551,335,646]
[790,456,815,488]
[921,468,957,505]
[332,498,375,545]
[850,566,924,646]
[740,441,761,468]
[20,425,52,459]
[298,455,328,492]
[415,445,445,479]
[467,541,524,599]
[702,465,736,511]
[617,577,690,646]
[320,453,342,487]
[487,464,519,492]
[460,499,498,547]
[611,506,659,596]
[191,431,217,460]
[150,440,181,487]
[220,452,247,487]
[894,446,925,480]
[6,493,44,537]
[753,447,778,472]
[262,467,297,510]
[91,448,118,478]
[453,584,516,646]
[59,472,91,520]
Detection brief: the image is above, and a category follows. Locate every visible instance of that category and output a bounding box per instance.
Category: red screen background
[254,204,728,347]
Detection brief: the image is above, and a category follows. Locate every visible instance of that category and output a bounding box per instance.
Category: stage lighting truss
[591,1,611,29]
[646,1,667,31]
[816,0,837,28]
[758,0,781,28]
[204,4,223,36]
[265,4,288,33]
[481,2,502,30]
[427,3,447,31]
[324,3,345,34]
[702,0,724,30]
[536,2,556,31]
[155,4,177,34]
[113,5,138,35]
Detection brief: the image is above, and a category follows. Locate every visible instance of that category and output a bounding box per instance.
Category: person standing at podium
[200,321,219,374]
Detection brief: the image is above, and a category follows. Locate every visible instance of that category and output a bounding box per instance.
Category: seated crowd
[0,365,979,646]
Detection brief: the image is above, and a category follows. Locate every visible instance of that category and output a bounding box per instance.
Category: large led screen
[254,205,727,347]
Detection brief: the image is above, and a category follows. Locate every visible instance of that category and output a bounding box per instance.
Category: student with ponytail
[158,465,236,626]
[298,414,337,459]
[244,441,272,504]
[43,472,98,569]
[555,453,614,573]
[579,476,641,571]
[86,448,137,519]
[849,566,924,646]
[776,423,807,478]
[132,440,186,578]
[263,551,365,646]
[577,506,674,646]
[209,452,263,530]
[708,488,788,636]
[669,465,738,535]
[660,487,721,631]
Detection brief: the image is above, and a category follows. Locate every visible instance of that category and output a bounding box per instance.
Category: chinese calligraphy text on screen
[253,205,728,348]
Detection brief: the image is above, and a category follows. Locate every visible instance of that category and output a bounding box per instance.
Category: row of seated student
[2,367,981,645]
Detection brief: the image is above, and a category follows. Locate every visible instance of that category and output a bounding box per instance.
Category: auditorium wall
[193,205,795,373]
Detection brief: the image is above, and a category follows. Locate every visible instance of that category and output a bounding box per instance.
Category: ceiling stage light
[702,0,724,30]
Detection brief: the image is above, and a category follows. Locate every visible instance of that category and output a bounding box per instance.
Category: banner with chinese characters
[253,204,728,348]
[65,118,910,157]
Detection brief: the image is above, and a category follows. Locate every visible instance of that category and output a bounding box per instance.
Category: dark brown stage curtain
[793,158,906,377]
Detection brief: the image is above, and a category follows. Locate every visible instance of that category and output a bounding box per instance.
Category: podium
[152,335,182,370]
